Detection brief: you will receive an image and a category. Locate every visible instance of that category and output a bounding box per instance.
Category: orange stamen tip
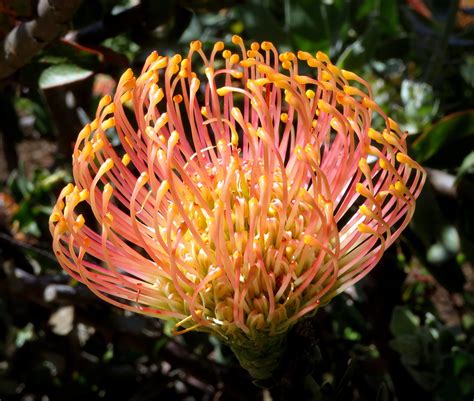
[232,35,243,45]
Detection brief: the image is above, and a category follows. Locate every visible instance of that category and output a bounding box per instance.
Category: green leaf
[390,306,420,337]
[461,56,474,87]
[232,4,288,45]
[412,110,474,164]
[39,64,93,89]
[390,335,422,365]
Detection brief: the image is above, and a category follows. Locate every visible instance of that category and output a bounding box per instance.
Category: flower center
[162,155,335,339]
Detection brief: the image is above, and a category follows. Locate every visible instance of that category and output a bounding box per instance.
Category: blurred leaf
[377,0,400,35]
[399,79,439,133]
[458,151,474,178]
[286,1,333,52]
[411,186,466,292]
[39,64,94,89]
[102,35,140,62]
[142,0,176,28]
[390,334,422,365]
[49,306,74,336]
[412,110,474,164]
[15,323,35,348]
[461,55,474,87]
[232,4,288,44]
[390,306,420,337]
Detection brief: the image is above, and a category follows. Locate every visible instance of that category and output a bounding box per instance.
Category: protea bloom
[50,37,425,380]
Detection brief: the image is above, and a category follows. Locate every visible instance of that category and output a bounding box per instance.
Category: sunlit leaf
[39,64,94,89]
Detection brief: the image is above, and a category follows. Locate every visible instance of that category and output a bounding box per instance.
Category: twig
[0,0,82,80]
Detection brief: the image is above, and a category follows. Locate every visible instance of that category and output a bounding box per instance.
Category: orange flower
[50,37,425,380]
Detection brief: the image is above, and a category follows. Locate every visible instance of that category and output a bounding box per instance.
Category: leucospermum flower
[50,37,425,381]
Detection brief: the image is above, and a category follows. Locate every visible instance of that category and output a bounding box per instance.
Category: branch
[0,0,82,80]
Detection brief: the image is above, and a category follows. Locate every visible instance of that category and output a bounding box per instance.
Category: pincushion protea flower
[50,36,425,381]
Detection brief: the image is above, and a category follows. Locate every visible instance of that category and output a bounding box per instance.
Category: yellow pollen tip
[150,57,168,71]
[368,128,384,143]
[101,117,115,131]
[382,131,400,147]
[232,35,243,45]
[327,64,340,76]
[359,205,377,220]
[230,70,243,79]
[358,223,377,234]
[79,189,89,202]
[214,41,225,52]
[216,87,232,96]
[229,54,240,65]
[119,68,134,86]
[261,41,273,51]
[294,145,305,161]
[105,212,113,223]
[305,89,315,99]
[145,51,159,64]
[396,153,418,168]
[303,235,318,246]
[223,50,232,59]
[169,130,180,146]
[280,113,288,123]
[358,158,370,174]
[362,97,378,110]
[356,183,372,198]
[321,70,333,82]
[173,94,183,104]
[121,153,131,166]
[120,91,132,104]
[317,100,333,114]
[297,51,310,60]
[395,181,408,193]
[341,69,359,81]
[316,51,330,63]
[78,124,91,141]
[388,118,401,132]
[240,59,256,68]
[138,172,149,185]
[98,95,112,111]
[171,54,182,65]
[98,159,114,175]
[103,182,113,196]
[50,212,61,223]
[378,158,388,169]
[190,40,201,51]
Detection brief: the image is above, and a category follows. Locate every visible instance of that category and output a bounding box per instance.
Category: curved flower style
[50,37,425,380]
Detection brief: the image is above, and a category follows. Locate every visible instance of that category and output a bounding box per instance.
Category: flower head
[50,37,425,380]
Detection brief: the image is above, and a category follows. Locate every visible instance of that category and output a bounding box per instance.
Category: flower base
[229,332,287,383]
